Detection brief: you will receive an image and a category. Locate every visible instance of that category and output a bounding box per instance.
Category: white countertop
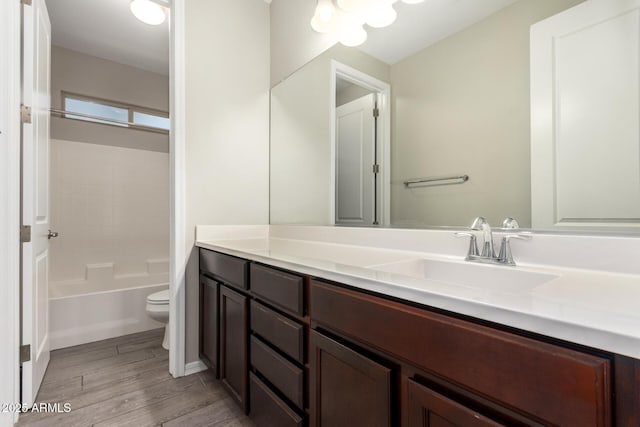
[196,225,640,359]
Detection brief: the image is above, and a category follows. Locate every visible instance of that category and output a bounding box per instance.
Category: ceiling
[359,0,519,64]
[45,0,170,76]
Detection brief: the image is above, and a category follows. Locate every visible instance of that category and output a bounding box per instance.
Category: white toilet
[146,288,170,350]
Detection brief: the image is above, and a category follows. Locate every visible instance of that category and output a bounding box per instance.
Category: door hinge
[20,345,31,363]
[20,225,31,243]
[21,0,32,5]
[21,105,32,124]
[373,107,380,118]
[372,164,380,174]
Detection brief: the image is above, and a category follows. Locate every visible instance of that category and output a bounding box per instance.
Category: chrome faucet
[456,217,531,266]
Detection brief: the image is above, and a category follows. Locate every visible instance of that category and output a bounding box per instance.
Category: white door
[335,94,377,226]
[21,0,51,407]
[531,0,640,230]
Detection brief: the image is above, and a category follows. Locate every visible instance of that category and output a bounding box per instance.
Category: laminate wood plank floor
[17,329,254,427]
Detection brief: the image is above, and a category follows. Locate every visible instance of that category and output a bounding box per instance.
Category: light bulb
[316,0,336,22]
[366,3,397,28]
[130,0,166,26]
[311,0,338,33]
[340,25,368,47]
[337,0,368,13]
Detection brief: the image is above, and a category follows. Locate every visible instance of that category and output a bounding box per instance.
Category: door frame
[169,0,187,378]
[0,0,23,425]
[330,60,391,226]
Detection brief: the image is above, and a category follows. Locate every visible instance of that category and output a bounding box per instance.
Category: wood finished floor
[18,328,254,427]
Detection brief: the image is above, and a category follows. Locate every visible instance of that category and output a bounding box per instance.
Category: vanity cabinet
[199,248,639,427]
[199,275,219,376]
[219,284,249,412]
[199,249,250,413]
[310,279,612,427]
[309,330,392,427]
[249,264,308,426]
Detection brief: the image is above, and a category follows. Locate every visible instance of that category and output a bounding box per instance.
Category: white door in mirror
[531,0,640,230]
[336,93,377,226]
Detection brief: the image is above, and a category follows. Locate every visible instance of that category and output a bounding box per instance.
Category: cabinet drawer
[311,280,611,427]
[251,300,304,363]
[407,379,505,427]
[250,372,303,427]
[251,335,304,409]
[250,264,304,316]
[200,249,248,289]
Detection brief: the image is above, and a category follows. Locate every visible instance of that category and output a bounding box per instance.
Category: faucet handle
[497,233,532,265]
[502,217,520,229]
[455,232,479,259]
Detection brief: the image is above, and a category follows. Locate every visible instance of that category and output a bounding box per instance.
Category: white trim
[169,0,186,378]
[184,360,208,376]
[0,0,22,425]
[330,60,391,227]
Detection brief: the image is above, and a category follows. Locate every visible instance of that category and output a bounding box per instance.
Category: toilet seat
[146,289,169,305]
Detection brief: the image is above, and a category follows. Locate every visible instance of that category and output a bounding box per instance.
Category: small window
[62,93,169,133]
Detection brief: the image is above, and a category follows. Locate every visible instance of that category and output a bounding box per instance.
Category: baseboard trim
[184,360,208,376]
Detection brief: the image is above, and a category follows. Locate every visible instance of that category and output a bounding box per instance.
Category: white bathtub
[49,273,169,350]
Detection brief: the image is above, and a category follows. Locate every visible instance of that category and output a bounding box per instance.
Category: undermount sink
[369,258,560,292]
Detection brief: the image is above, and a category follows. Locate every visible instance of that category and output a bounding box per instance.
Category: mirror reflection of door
[335,80,379,226]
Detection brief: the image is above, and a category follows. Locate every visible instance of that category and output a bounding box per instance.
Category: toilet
[146,288,170,350]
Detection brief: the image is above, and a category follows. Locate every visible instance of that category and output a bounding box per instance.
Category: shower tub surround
[195,224,640,359]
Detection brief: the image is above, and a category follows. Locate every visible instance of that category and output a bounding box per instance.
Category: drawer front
[250,264,304,316]
[251,300,304,363]
[310,280,611,427]
[250,372,303,427]
[251,335,304,409]
[407,379,505,427]
[200,249,248,289]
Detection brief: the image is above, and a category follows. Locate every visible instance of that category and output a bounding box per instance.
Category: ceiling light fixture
[311,0,424,47]
[130,0,166,26]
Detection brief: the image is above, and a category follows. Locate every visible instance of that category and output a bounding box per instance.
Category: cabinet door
[220,284,249,413]
[200,275,219,377]
[407,379,505,427]
[310,330,391,427]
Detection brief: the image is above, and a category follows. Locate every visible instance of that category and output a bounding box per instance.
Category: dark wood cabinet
[199,275,219,377]
[310,279,611,427]
[407,379,505,427]
[199,248,639,427]
[310,330,392,427]
[219,284,249,413]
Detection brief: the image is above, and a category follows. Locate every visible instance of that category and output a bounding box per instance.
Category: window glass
[133,111,170,131]
[65,97,128,127]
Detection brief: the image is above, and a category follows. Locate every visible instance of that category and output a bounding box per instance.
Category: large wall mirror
[270,0,640,232]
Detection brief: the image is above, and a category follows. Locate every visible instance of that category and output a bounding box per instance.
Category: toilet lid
[147,289,169,304]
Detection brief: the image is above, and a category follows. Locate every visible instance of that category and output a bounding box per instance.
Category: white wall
[51,46,169,152]
[389,0,585,228]
[0,0,21,425]
[184,0,270,363]
[270,0,338,86]
[50,139,169,290]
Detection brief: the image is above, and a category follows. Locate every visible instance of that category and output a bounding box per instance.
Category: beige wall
[184,0,270,363]
[390,0,584,228]
[270,0,338,86]
[51,46,169,152]
[270,44,389,225]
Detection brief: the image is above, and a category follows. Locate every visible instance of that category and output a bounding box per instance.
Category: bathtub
[49,272,169,350]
